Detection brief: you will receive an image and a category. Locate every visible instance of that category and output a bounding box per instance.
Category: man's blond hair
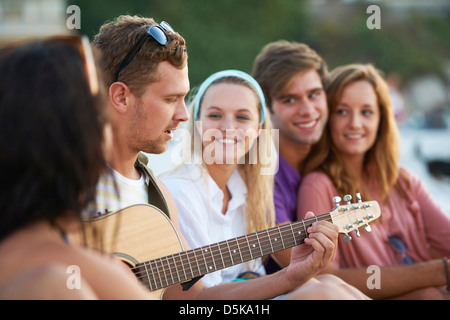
[93,15,187,97]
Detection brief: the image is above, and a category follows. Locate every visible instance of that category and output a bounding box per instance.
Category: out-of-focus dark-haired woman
[0,36,150,299]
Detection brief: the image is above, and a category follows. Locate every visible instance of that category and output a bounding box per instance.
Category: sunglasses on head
[42,35,99,96]
[113,21,174,83]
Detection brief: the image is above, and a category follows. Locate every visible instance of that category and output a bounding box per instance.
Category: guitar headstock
[329,193,380,243]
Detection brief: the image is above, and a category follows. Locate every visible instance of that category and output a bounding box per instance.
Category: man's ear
[109,82,133,114]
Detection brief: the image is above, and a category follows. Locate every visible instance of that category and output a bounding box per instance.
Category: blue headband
[193,69,266,125]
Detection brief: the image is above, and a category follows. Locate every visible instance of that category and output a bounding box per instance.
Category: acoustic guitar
[81,194,380,299]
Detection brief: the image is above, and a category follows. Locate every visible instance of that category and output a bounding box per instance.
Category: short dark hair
[252,40,328,110]
[0,39,107,241]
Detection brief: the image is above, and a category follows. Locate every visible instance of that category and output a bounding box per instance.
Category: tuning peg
[356,193,362,203]
[332,196,341,208]
[355,229,361,237]
[364,214,373,232]
[344,233,352,243]
[343,194,352,204]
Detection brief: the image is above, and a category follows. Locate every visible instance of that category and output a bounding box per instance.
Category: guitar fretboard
[132,213,331,291]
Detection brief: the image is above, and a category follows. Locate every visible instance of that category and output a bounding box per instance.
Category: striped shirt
[82,168,149,220]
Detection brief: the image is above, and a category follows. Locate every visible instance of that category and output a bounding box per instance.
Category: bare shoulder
[60,241,157,299]
[0,264,97,300]
[0,233,150,299]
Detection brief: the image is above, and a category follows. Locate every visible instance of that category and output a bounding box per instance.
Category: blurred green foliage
[71,0,307,87]
[71,0,449,87]
[304,3,450,82]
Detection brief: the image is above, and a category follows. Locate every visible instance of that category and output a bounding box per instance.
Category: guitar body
[79,197,380,298]
[81,204,184,300]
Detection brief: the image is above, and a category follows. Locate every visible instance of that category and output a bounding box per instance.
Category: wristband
[443,258,450,291]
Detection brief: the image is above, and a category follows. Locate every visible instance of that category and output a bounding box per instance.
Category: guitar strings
[134,233,305,291]
[133,221,314,287]
[131,214,331,290]
[130,205,377,291]
[133,212,364,290]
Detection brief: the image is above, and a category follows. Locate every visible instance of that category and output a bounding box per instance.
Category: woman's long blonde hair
[186,76,276,234]
[303,63,407,202]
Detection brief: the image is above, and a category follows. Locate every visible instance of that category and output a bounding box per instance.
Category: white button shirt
[161,163,266,287]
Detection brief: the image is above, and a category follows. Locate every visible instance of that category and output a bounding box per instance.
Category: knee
[286,274,370,300]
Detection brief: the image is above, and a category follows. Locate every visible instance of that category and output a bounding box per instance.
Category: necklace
[58,226,69,244]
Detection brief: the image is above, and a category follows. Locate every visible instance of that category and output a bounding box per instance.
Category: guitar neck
[133,213,332,291]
